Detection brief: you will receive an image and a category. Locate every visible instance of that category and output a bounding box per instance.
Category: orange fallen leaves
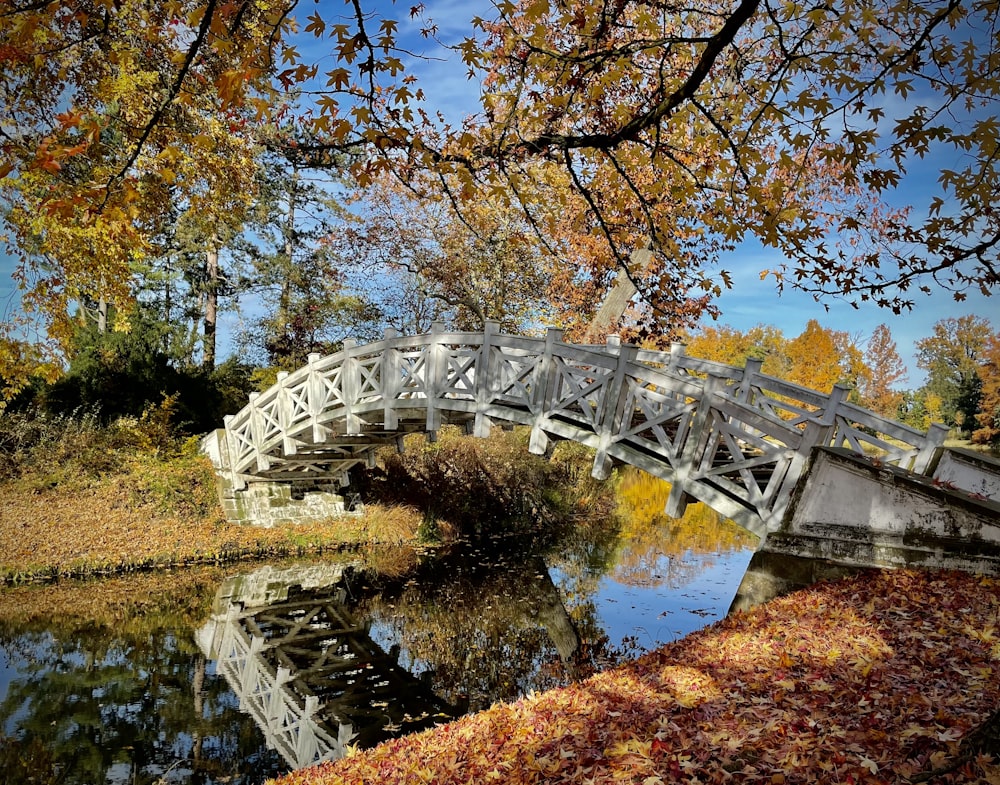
[270,569,1000,785]
[0,470,424,582]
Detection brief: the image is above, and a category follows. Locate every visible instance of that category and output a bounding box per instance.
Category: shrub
[0,408,125,482]
[356,426,609,538]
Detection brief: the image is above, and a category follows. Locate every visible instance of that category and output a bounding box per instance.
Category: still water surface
[0,472,755,785]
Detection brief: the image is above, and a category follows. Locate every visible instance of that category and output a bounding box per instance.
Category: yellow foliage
[613,468,756,587]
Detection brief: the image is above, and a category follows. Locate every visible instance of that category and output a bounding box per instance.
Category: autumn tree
[3,0,1000,395]
[686,320,871,396]
[972,333,1000,447]
[341,171,556,334]
[780,320,869,395]
[0,1,283,392]
[683,324,788,376]
[858,324,908,419]
[291,0,998,315]
[899,389,946,432]
[915,315,994,432]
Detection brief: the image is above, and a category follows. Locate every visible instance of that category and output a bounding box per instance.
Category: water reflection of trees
[0,630,286,785]
[604,469,756,588]
[352,471,758,715]
[0,569,289,785]
[352,546,591,712]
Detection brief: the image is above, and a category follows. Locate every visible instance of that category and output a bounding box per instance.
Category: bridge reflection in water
[196,559,582,770]
[196,563,459,769]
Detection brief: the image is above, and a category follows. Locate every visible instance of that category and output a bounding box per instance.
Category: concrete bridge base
[202,429,363,526]
[729,550,861,612]
[732,447,1000,609]
[765,447,1000,572]
[218,480,360,528]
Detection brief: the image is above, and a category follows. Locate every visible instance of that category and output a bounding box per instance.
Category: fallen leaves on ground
[0,475,422,581]
[271,569,1000,785]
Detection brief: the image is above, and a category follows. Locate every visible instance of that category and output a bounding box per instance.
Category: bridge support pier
[761,447,1000,575]
[201,430,363,526]
[664,482,692,519]
[729,550,859,613]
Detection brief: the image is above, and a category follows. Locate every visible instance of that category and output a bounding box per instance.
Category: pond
[0,470,756,785]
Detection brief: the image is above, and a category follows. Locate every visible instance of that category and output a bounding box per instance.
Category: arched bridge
[202,322,967,546]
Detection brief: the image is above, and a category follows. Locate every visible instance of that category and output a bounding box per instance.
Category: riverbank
[269,567,1000,785]
[3,412,998,783]
[0,414,606,582]
[0,409,415,582]
[0,472,424,583]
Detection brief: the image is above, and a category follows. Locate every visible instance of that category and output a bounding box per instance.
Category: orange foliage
[684,324,787,376]
[973,333,1000,447]
[859,324,908,419]
[685,320,870,396]
[783,320,866,394]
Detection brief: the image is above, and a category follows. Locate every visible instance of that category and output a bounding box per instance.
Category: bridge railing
[216,323,948,536]
[205,605,345,768]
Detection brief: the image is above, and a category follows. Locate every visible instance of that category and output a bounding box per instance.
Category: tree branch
[513,0,762,154]
[102,0,220,206]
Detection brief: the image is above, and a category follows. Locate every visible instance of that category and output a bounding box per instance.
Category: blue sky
[2,0,996,386]
[707,242,996,387]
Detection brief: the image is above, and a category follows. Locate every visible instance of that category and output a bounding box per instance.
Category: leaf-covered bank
[0,412,611,583]
[270,569,1000,785]
[0,470,421,584]
[0,408,417,582]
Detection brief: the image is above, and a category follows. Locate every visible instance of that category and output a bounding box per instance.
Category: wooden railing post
[818,383,852,448]
[592,334,635,480]
[913,422,950,474]
[474,320,499,438]
[667,342,686,372]
[276,371,298,457]
[341,339,361,434]
[381,327,400,430]
[732,357,764,438]
[222,414,246,490]
[737,357,763,404]
[529,327,563,455]
[666,374,724,518]
[425,322,445,435]
[248,392,270,472]
[307,352,326,443]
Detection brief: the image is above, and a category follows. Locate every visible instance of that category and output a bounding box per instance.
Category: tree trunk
[191,653,206,771]
[581,246,653,343]
[203,240,219,370]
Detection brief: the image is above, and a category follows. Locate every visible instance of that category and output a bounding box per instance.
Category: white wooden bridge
[201,322,981,550]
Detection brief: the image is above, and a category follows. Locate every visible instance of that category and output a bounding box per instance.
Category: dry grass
[0,468,423,583]
[0,412,602,583]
